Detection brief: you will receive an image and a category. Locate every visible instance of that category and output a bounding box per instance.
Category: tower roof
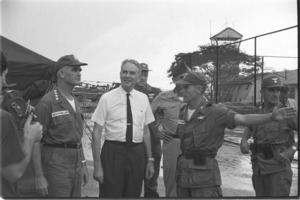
[210,27,243,41]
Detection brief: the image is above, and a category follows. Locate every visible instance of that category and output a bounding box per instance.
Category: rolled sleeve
[34,102,51,134]
[91,95,107,126]
[225,109,237,129]
[144,101,155,126]
[151,95,161,113]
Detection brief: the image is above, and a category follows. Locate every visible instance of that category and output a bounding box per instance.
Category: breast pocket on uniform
[265,123,281,141]
[193,126,209,148]
[162,102,176,116]
[52,111,72,126]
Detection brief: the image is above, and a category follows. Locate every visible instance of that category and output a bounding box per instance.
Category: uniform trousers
[163,138,181,197]
[252,169,293,196]
[177,185,222,197]
[42,146,83,197]
[100,140,145,198]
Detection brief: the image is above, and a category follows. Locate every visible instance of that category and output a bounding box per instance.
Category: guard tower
[210,27,243,48]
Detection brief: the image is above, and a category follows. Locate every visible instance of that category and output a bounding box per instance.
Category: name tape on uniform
[52,110,70,117]
[178,120,186,124]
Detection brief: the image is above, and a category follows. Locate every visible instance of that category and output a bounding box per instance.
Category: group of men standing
[1,51,298,198]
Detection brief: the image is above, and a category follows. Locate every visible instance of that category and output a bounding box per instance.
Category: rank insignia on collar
[178,119,186,124]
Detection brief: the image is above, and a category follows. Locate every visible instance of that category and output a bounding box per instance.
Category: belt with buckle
[172,134,180,139]
[182,150,216,159]
[44,143,82,149]
[105,140,142,147]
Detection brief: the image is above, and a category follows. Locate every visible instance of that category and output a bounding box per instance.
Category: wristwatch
[147,157,155,162]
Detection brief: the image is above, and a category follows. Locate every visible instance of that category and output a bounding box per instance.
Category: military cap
[175,71,207,85]
[262,75,283,88]
[55,55,87,72]
[140,63,151,71]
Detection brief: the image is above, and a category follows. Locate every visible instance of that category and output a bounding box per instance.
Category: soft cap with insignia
[55,54,88,72]
[175,71,207,86]
[262,75,283,88]
[140,63,151,71]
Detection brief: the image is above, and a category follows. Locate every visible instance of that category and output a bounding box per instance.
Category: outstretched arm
[234,107,296,127]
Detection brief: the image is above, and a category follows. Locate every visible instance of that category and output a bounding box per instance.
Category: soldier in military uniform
[174,71,296,197]
[32,55,89,197]
[240,75,298,197]
[134,62,161,197]
[150,60,190,197]
[135,63,161,102]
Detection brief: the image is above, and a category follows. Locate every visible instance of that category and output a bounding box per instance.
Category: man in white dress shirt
[91,59,155,198]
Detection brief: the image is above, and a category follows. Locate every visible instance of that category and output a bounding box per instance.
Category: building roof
[223,69,298,86]
[274,69,298,85]
[210,27,243,41]
[223,73,267,85]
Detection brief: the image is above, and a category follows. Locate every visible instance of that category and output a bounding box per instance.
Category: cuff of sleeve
[226,110,237,129]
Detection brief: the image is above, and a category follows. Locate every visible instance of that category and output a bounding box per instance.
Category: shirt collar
[195,97,208,115]
[118,85,136,97]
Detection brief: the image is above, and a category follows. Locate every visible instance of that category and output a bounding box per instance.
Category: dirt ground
[16,123,298,198]
[81,126,299,198]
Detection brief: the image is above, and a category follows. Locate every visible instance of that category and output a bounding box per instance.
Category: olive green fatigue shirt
[176,100,236,188]
[249,106,297,175]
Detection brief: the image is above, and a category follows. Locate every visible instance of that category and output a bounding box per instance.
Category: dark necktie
[126,93,133,146]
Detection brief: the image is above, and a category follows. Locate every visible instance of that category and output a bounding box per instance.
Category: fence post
[254,37,257,107]
[215,46,219,104]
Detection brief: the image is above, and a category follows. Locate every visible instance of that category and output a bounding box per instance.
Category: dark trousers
[99,141,145,198]
[143,130,162,197]
[177,185,222,197]
[252,169,293,196]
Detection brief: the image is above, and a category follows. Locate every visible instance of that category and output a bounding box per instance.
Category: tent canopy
[1,35,55,104]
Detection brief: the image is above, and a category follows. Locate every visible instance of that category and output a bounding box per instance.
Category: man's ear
[260,88,264,94]
[57,68,64,79]
[196,85,203,94]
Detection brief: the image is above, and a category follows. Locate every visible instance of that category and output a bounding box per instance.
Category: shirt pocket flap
[192,127,209,147]
[52,114,72,126]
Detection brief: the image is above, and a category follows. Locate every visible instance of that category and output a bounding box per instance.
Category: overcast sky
[1,0,298,90]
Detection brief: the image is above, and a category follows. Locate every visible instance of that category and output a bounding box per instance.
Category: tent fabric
[1,35,54,64]
[1,35,55,103]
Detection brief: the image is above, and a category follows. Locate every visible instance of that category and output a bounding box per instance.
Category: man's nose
[124,72,130,77]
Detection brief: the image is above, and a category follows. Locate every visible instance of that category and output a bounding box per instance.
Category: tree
[171,44,261,102]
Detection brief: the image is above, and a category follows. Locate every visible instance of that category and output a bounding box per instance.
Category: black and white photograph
[0,0,298,198]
